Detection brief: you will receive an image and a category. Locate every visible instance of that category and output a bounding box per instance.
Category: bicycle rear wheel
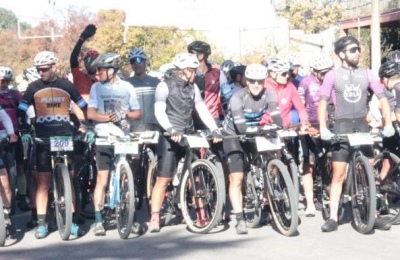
[0,195,6,246]
[373,152,400,225]
[265,159,298,236]
[74,161,96,219]
[53,163,72,240]
[116,162,135,239]
[180,159,225,233]
[351,155,376,234]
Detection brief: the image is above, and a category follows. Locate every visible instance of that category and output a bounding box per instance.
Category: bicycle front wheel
[180,159,225,234]
[351,155,376,234]
[0,195,6,246]
[53,163,72,240]
[116,162,135,239]
[265,159,298,236]
[373,152,400,225]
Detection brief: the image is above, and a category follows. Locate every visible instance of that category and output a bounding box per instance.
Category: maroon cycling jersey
[0,89,21,132]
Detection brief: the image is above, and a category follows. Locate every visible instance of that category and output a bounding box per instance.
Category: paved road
[1,200,399,260]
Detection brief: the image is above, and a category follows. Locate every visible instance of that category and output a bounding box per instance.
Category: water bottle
[173,158,184,186]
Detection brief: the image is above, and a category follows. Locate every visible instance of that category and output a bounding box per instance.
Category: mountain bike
[35,135,75,240]
[372,133,400,225]
[131,131,158,211]
[96,134,136,239]
[147,133,225,233]
[74,140,97,219]
[228,125,299,236]
[324,132,377,234]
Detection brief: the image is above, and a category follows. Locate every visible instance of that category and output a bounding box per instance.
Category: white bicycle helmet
[309,54,333,71]
[0,66,13,79]
[288,53,301,66]
[127,47,147,61]
[387,50,400,62]
[23,67,40,83]
[245,64,268,80]
[268,58,290,72]
[33,51,58,66]
[172,53,199,69]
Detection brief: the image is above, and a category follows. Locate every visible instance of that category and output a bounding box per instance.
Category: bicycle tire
[0,195,6,246]
[146,158,157,213]
[351,155,377,234]
[373,152,400,225]
[265,159,298,236]
[116,162,135,239]
[53,163,73,240]
[286,158,300,203]
[243,169,262,228]
[180,159,225,233]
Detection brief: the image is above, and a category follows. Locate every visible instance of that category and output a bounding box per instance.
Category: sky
[0,0,281,59]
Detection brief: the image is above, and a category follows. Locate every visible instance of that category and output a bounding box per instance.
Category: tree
[281,0,343,34]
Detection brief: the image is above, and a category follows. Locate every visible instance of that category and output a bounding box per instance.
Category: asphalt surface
[1,198,400,260]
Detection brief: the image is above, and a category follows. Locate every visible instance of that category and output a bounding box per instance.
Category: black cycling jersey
[223,87,282,135]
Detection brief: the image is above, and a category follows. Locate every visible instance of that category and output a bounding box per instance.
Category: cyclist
[220,64,247,116]
[318,35,394,232]
[17,51,88,239]
[0,105,18,237]
[149,52,222,233]
[297,54,333,217]
[374,61,400,193]
[0,66,30,212]
[288,53,304,88]
[222,63,282,235]
[70,24,99,122]
[87,52,141,236]
[126,47,160,132]
[187,40,223,127]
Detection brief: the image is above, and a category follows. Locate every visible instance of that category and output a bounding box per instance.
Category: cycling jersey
[0,89,21,131]
[223,87,282,135]
[193,65,222,128]
[154,75,217,134]
[88,78,140,136]
[126,74,160,131]
[298,74,322,126]
[71,67,97,121]
[18,77,87,138]
[319,67,385,120]
[264,78,308,127]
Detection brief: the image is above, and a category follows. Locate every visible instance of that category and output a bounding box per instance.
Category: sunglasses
[130,57,144,64]
[36,67,52,73]
[318,70,329,76]
[248,79,264,85]
[345,46,361,54]
[96,67,111,72]
[279,71,290,77]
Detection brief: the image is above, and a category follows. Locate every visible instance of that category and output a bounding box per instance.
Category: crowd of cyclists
[2,23,400,243]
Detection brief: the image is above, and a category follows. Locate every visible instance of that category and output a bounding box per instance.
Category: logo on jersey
[343,84,361,103]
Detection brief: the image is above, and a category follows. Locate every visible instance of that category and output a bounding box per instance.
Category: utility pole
[370,0,380,72]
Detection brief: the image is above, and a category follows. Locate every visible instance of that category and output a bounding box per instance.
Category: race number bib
[347,133,374,146]
[255,136,282,151]
[114,141,139,155]
[50,136,73,152]
[186,135,210,148]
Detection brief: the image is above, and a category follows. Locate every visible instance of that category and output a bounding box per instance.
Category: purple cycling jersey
[319,67,385,120]
[298,74,321,125]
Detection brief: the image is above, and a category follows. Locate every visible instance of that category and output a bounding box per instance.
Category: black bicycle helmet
[229,65,246,80]
[378,61,400,78]
[334,35,359,55]
[92,52,121,70]
[187,41,211,56]
[220,60,235,76]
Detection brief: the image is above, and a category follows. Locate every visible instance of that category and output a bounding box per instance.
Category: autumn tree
[280,0,343,34]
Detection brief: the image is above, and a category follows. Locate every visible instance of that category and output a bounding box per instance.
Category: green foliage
[281,0,342,34]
